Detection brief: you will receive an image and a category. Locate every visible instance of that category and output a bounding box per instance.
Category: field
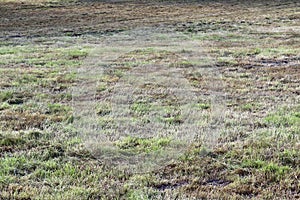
[0,0,299,199]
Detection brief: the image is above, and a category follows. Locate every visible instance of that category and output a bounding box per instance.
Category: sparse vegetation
[0,0,299,199]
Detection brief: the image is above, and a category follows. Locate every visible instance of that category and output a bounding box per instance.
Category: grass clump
[130,102,152,115]
[116,136,171,153]
[196,103,210,110]
[0,91,13,102]
[67,49,88,59]
[96,103,111,116]
[0,102,10,110]
[264,108,300,127]
[46,103,71,115]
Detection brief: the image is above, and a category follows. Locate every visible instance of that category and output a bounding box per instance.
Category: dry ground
[0,0,300,199]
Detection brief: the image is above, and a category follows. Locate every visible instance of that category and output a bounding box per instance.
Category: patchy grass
[0,0,300,199]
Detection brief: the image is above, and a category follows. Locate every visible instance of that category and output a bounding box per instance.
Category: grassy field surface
[0,0,299,199]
